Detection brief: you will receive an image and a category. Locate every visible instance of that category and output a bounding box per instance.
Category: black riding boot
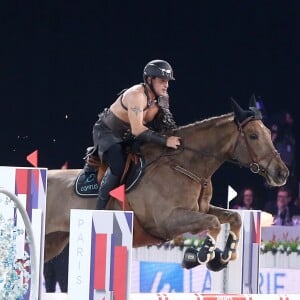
[96,168,120,210]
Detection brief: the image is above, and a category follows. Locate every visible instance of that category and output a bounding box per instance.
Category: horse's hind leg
[44,231,70,262]
[207,204,242,262]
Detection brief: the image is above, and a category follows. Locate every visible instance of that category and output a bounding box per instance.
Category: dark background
[1,1,300,207]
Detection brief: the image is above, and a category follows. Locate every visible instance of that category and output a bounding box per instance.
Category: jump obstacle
[65,209,281,299]
[0,166,47,300]
[0,167,298,299]
[46,207,297,300]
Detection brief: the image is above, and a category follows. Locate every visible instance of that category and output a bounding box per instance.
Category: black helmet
[143,59,175,81]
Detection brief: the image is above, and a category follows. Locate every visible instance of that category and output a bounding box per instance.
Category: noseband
[231,117,279,175]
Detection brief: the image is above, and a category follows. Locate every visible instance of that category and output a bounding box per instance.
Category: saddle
[74,147,144,198]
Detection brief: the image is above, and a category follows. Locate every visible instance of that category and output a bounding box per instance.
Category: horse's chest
[197,181,212,213]
[198,200,209,213]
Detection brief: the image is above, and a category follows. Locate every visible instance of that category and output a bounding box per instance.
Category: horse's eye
[249,133,258,140]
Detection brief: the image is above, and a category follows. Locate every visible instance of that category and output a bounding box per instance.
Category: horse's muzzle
[267,166,289,187]
[276,167,289,185]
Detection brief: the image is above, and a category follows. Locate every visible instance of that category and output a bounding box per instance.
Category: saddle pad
[74,156,144,198]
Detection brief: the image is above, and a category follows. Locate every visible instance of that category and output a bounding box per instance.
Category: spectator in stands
[271,111,296,176]
[231,187,259,210]
[43,244,69,293]
[265,110,297,206]
[264,186,299,226]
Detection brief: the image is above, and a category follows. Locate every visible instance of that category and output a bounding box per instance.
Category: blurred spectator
[230,187,259,210]
[265,110,298,205]
[264,186,299,226]
[43,244,69,293]
[271,111,296,176]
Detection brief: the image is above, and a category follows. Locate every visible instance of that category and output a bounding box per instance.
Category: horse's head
[230,95,289,186]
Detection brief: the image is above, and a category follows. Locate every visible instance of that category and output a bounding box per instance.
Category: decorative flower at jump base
[0,197,31,300]
[260,239,300,255]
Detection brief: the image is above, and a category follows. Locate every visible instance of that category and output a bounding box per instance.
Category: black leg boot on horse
[182,234,216,270]
[96,168,121,210]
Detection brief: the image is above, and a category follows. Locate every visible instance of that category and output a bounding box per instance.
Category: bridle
[230,116,280,175]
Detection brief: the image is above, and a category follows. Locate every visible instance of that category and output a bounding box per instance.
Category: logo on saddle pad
[75,172,100,196]
[74,157,144,197]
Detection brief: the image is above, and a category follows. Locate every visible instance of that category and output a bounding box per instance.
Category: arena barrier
[0,166,47,300]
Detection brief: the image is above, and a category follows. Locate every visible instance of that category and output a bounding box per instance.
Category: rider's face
[151,77,169,97]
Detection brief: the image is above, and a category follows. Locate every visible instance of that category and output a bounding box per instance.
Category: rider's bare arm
[127,91,149,136]
[127,91,181,148]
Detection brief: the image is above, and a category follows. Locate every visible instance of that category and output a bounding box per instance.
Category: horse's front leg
[162,208,221,268]
[207,204,242,263]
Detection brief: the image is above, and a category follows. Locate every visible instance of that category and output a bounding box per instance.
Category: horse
[44,96,289,271]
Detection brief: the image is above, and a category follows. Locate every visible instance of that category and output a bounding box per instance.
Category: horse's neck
[177,117,238,177]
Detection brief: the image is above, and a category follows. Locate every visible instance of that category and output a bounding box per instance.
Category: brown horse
[45,97,288,271]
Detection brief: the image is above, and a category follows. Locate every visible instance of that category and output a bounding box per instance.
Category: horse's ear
[249,93,263,120]
[231,97,256,123]
[249,94,257,108]
[230,97,244,120]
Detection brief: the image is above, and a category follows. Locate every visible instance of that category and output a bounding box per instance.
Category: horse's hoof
[182,247,200,269]
[206,248,228,272]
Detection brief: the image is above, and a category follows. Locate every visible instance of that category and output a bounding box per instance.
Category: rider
[92,59,181,209]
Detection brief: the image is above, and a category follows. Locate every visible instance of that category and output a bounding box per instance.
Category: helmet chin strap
[146,78,159,98]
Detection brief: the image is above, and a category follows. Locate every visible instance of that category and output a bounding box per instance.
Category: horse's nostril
[277,169,289,181]
[285,169,290,179]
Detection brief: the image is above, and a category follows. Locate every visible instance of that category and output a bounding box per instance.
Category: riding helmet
[143,59,175,81]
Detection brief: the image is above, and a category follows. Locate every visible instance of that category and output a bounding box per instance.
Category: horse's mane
[177,112,234,131]
[142,112,234,158]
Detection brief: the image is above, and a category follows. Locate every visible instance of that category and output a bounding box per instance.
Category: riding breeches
[102,143,126,177]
